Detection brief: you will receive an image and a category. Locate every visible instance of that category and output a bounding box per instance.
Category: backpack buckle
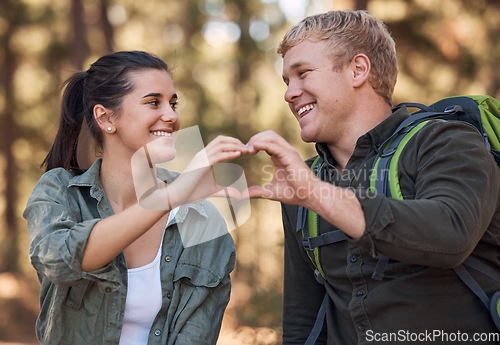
[314,269,325,285]
[380,148,397,158]
[302,237,314,252]
[444,105,463,113]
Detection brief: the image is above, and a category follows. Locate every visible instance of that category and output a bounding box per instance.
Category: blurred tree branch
[71,0,87,70]
[99,0,114,53]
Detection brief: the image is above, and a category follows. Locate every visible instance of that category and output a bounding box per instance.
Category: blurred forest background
[0,0,499,344]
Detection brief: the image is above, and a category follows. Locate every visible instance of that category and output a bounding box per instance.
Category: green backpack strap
[301,156,327,280]
[299,155,391,281]
[370,120,431,198]
[297,156,348,282]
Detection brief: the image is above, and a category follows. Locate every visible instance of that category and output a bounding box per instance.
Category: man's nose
[284,81,302,103]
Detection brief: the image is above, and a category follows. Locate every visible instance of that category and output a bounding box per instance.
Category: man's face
[282,39,353,145]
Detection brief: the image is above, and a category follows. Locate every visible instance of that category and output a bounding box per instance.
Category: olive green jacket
[24,159,235,345]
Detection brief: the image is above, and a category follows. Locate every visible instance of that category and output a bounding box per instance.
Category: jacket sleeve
[353,120,500,268]
[23,169,122,290]
[282,203,327,345]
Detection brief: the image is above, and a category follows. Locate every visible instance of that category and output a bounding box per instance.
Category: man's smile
[297,103,316,117]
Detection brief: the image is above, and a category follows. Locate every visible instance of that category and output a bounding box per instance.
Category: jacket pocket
[64,280,102,315]
[173,263,223,288]
[172,263,223,314]
[169,263,225,341]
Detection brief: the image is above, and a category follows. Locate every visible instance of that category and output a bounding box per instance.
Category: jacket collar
[367,105,411,153]
[315,106,411,167]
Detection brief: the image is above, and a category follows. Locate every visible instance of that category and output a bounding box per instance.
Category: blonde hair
[278,10,398,106]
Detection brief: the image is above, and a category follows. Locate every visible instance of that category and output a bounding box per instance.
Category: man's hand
[246,130,365,238]
[246,130,320,206]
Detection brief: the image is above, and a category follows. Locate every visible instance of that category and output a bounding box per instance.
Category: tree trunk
[100,0,114,53]
[71,0,87,70]
[0,0,19,272]
[355,0,369,10]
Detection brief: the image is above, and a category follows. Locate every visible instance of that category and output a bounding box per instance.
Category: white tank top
[119,209,178,345]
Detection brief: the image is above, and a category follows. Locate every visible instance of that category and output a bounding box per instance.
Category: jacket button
[154,329,161,336]
[167,292,172,299]
[350,255,358,263]
[356,290,364,297]
[165,256,171,262]
[105,287,112,293]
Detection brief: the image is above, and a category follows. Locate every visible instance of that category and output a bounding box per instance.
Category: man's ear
[93,104,115,133]
[350,54,371,88]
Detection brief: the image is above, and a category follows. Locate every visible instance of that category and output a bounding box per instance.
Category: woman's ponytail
[42,72,88,173]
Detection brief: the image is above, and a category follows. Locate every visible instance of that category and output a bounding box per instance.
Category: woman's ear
[350,54,371,88]
[94,104,115,133]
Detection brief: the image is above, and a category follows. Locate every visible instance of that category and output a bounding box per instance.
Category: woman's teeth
[298,104,315,116]
[151,131,172,137]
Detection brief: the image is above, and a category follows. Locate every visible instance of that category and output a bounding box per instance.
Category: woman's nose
[159,105,181,132]
[160,106,179,123]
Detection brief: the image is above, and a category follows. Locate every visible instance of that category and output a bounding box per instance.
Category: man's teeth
[298,104,315,116]
[152,131,172,137]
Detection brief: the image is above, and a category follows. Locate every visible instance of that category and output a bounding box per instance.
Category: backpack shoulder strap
[297,156,347,282]
[297,156,328,282]
[371,119,432,198]
[296,156,329,345]
[304,293,328,345]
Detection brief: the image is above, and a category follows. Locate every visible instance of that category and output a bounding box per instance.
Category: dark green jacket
[24,159,235,345]
[282,107,500,344]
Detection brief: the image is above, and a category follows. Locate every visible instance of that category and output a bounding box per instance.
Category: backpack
[297,96,500,343]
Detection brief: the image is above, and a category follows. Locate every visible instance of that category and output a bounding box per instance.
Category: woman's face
[107,68,181,163]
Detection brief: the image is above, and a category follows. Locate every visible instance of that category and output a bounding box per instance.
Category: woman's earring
[107,127,112,132]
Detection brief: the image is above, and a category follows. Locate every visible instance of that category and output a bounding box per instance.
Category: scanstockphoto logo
[131,125,251,248]
[365,329,500,343]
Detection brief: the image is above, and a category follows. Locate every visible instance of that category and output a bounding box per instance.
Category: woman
[23,51,248,345]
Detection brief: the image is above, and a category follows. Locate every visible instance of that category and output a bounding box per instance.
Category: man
[247,10,500,345]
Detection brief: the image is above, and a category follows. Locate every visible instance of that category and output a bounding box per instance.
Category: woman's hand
[134,135,250,210]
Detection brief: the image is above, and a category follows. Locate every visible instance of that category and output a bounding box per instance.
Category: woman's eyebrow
[142,92,178,100]
[142,92,162,99]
